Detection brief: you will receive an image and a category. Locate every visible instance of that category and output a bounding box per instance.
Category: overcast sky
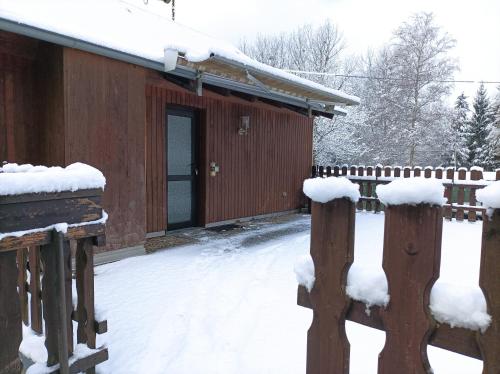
[175,0,500,100]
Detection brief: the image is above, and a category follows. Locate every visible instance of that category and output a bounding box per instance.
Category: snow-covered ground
[91,212,484,374]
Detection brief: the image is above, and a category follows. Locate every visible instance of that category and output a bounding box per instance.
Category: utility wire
[284,70,500,84]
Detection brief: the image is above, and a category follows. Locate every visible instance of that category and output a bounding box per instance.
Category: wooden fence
[297,197,500,373]
[0,189,109,374]
[311,165,500,222]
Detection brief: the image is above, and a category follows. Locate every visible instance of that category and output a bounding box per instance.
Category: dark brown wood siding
[146,73,313,232]
[0,31,39,164]
[63,48,147,250]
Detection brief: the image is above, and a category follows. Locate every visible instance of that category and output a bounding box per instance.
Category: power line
[284,70,500,84]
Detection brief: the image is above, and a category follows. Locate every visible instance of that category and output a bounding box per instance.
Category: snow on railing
[0,163,109,374]
[310,164,500,222]
[298,178,500,373]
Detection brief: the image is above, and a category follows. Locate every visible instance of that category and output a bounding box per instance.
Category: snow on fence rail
[310,165,500,222]
[0,163,108,374]
[298,178,500,373]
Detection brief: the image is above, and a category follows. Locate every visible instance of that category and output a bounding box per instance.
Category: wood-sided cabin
[0,1,359,256]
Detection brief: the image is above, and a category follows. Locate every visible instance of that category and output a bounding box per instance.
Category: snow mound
[377,178,445,206]
[0,162,105,196]
[303,177,360,204]
[346,265,389,312]
[430,282,491,332]
[477,181,500,209]
[294,255,315,292]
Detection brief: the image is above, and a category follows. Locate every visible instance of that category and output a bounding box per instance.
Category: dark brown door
[166,108,199,230]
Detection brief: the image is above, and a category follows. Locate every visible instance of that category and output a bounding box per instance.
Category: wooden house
[0,0,359,257]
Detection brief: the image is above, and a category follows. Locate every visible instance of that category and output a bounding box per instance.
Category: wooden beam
[298,286,482,360]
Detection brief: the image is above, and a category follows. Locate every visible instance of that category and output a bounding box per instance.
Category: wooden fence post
[334,166,340,177]
[394,167,401,178]
[350,166,357,176]
[307,198,355,374]
[403,167,411,178]
[378,204,442,374]
[414,166,422,177]
[319,166,324,178]
[17,248,28,326]
[469,169,482,222]
[29,246,43,335]
[366,167,373,212]
[357,167,365,211]
[0,250,22,373]
[477,209,500,372]
[326,166,332,177]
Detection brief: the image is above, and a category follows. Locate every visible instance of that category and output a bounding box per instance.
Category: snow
[303,177,360,203]
[0,162,105,196]
[430,282,491,332]
[346,265,390,313]
[0,0,359,105]
[26,344,99,374]
[0,211,108,241]
[83,213,485,373]
[477,181,500,209]
[294,255,315,292]
[377,178,446,206]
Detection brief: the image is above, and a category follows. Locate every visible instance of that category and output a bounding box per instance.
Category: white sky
[175,0,500,100]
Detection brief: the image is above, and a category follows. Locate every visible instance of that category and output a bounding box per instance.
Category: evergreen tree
[487,86,500,168]
[449,92,471,167]
[468,83,495,169]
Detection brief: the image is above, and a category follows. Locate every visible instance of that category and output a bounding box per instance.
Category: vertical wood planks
[414,166,422,177]
[17,248,28,325]
[456,169,466,221]
[357,166,364,211]
[366,167,373,212]
[477,209,500,372]
[378,204,442,374]
[0,250,22,373]
[469,169,482,222]
[306,199,355,374]
[29,246,43,335]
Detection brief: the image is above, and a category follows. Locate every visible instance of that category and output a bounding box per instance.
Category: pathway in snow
[94,213,484,374]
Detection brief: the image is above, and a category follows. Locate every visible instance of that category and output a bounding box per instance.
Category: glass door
[167,108,198,230]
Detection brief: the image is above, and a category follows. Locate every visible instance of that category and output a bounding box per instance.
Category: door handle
[194,168,199,176]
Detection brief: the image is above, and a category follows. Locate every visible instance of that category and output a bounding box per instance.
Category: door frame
[166,106,200,231]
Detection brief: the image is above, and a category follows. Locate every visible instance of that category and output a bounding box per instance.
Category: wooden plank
[0,224,105,252]
[477,209,500,372]
[305,199,355,374]
[17,248,29,325]
[378,204,442,374]
[0,250,22,374]
[298,288,483,360]
[28,246,43,335]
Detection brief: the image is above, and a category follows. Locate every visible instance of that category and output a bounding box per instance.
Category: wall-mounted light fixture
[239,116,250,135]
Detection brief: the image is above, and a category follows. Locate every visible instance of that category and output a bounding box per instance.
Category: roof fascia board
[0,17,337,117]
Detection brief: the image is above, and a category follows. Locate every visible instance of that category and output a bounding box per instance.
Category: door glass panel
[168,181,192,224]
[168,115,192,176]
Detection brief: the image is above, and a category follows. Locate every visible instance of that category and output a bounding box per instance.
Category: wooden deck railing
[310,165,499,222]
[0,189,109,374]
[298,196,500,373]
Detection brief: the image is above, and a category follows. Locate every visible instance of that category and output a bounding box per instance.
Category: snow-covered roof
[0,0,359,114]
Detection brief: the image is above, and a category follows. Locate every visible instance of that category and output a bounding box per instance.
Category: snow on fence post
[469,168,483,222]
[377,179,443,374]
[477,185,500,372]
[496,169,500,181]
[366,167,374,212]
[456,168,467,221]
[301,178,359,374]
[435,167,443,179]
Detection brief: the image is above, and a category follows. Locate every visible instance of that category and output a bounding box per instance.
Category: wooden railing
[310,165,500,222]
[0,189,109,374]
[298,197,500,373]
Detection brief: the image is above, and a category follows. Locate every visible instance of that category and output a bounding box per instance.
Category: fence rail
[298,197,500,373]
[311,165,500,222]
